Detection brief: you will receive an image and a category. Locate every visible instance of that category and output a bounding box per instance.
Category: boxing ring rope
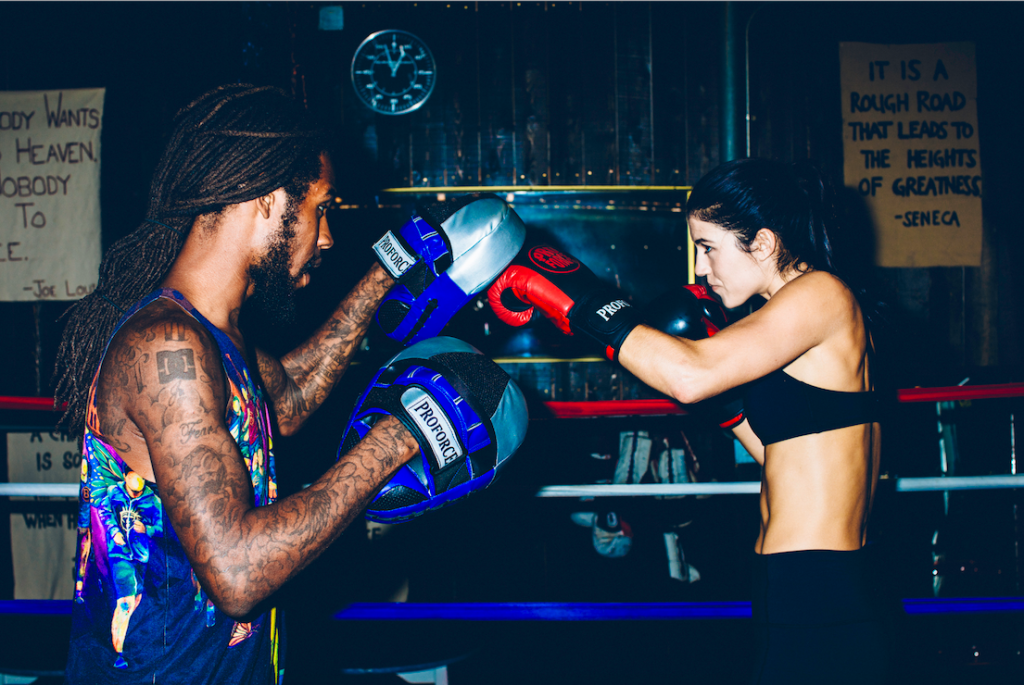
[2,383,1023,498]
[0,483,78,498]
[1,387,1023,626]
[534,475,1024,498]
[0,396,62,412]
[3,598,1023,620]
[533,382,1024,418]
[6,383,1022,414]
[532,381,1024,496]
[4,477,1024,499]
[334,598,1024,619]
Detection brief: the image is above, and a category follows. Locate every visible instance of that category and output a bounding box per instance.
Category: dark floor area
[281,611,1024,684]
[2,609,1022,684]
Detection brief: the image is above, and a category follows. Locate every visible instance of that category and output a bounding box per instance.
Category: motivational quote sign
[6,430,81,600]
[840,43,982,267]
[0,88,104,301]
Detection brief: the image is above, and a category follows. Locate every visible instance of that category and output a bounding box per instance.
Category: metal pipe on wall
[719,2,744,163]
[744,4,765,158]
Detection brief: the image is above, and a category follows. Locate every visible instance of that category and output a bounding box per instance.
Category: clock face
[351,30,437,115]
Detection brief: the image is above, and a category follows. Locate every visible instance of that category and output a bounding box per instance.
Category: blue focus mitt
[372,194,527,346]
[338,337,529,523]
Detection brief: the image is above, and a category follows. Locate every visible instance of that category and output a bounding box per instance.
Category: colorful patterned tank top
[65,289,280,684]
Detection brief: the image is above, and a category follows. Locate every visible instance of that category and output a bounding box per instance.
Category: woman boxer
[489,158,886,683]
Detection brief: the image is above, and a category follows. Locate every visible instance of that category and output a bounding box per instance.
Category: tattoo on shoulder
[163,322,190,343]
[157,349,198,384]
[113,343,149,393]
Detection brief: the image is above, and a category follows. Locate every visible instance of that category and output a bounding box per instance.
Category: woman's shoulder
[781,270,857,303]
[771,271,862,326]
[774,272,869,386]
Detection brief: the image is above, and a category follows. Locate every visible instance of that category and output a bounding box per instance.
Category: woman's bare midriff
[755,421,881,554]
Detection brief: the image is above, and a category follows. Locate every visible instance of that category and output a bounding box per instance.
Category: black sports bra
[743,368,881,446]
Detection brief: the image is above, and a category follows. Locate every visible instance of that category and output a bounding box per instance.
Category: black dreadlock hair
[53,84,328,437]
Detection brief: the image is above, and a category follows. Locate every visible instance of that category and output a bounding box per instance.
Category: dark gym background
[1,2,1023,683]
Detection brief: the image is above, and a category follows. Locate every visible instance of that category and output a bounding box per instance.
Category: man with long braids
[54,84,427,684]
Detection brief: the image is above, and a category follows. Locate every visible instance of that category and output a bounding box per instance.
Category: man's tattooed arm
[258,263,394,436]
[93,302,219,472]
[119,308,417,619]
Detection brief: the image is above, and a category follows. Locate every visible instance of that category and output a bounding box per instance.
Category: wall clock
[351,30,437,115]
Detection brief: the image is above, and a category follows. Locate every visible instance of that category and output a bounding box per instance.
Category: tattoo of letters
[180,420,217,444]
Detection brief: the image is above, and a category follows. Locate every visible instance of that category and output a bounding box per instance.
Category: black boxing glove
[643,285,745,429]
[702,386,746,430]
[487,242,642,361]
[644,284,717,340]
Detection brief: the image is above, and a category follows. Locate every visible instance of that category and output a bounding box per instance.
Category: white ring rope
[537,482,763,497]
[0,483,79,497]
[3,475,1024,499]
[534,474,1024,497]
[892,474,1024,492]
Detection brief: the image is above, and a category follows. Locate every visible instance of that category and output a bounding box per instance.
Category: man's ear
[751,228,778,263]
[254,191,276,220]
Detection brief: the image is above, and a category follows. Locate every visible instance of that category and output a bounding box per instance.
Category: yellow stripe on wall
[380,186,697,284]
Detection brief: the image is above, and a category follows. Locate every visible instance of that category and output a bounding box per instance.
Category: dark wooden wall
[1,0,1023,396]
[294,2,710,193]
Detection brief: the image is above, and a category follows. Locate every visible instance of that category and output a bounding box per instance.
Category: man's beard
[245,200,317,326]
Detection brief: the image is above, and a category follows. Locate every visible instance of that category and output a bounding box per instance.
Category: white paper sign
[0,88,104,301]
[6,430,81,599]
[840,43,982,267]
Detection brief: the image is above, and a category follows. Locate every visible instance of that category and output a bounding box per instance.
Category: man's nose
[318,215,334,250]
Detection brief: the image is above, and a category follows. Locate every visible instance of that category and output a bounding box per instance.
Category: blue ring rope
[3,598,1023,618]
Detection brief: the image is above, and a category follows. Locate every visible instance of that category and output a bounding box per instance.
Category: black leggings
[750,549,889,684]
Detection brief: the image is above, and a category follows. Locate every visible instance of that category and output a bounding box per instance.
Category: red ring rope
[3,383,1023,418]
[0,396,63,412]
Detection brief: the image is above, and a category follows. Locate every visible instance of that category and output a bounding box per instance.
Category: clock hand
[382,45,396,71]
[390,46,406,78]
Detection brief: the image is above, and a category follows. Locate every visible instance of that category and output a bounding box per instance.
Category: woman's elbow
[660,349,714,405]
[667,377,705,405]
[668,367,731,404]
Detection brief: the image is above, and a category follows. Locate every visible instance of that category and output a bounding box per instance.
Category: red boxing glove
[488,243,642,361]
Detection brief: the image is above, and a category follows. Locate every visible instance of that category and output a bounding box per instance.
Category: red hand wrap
[718,412,745,429]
